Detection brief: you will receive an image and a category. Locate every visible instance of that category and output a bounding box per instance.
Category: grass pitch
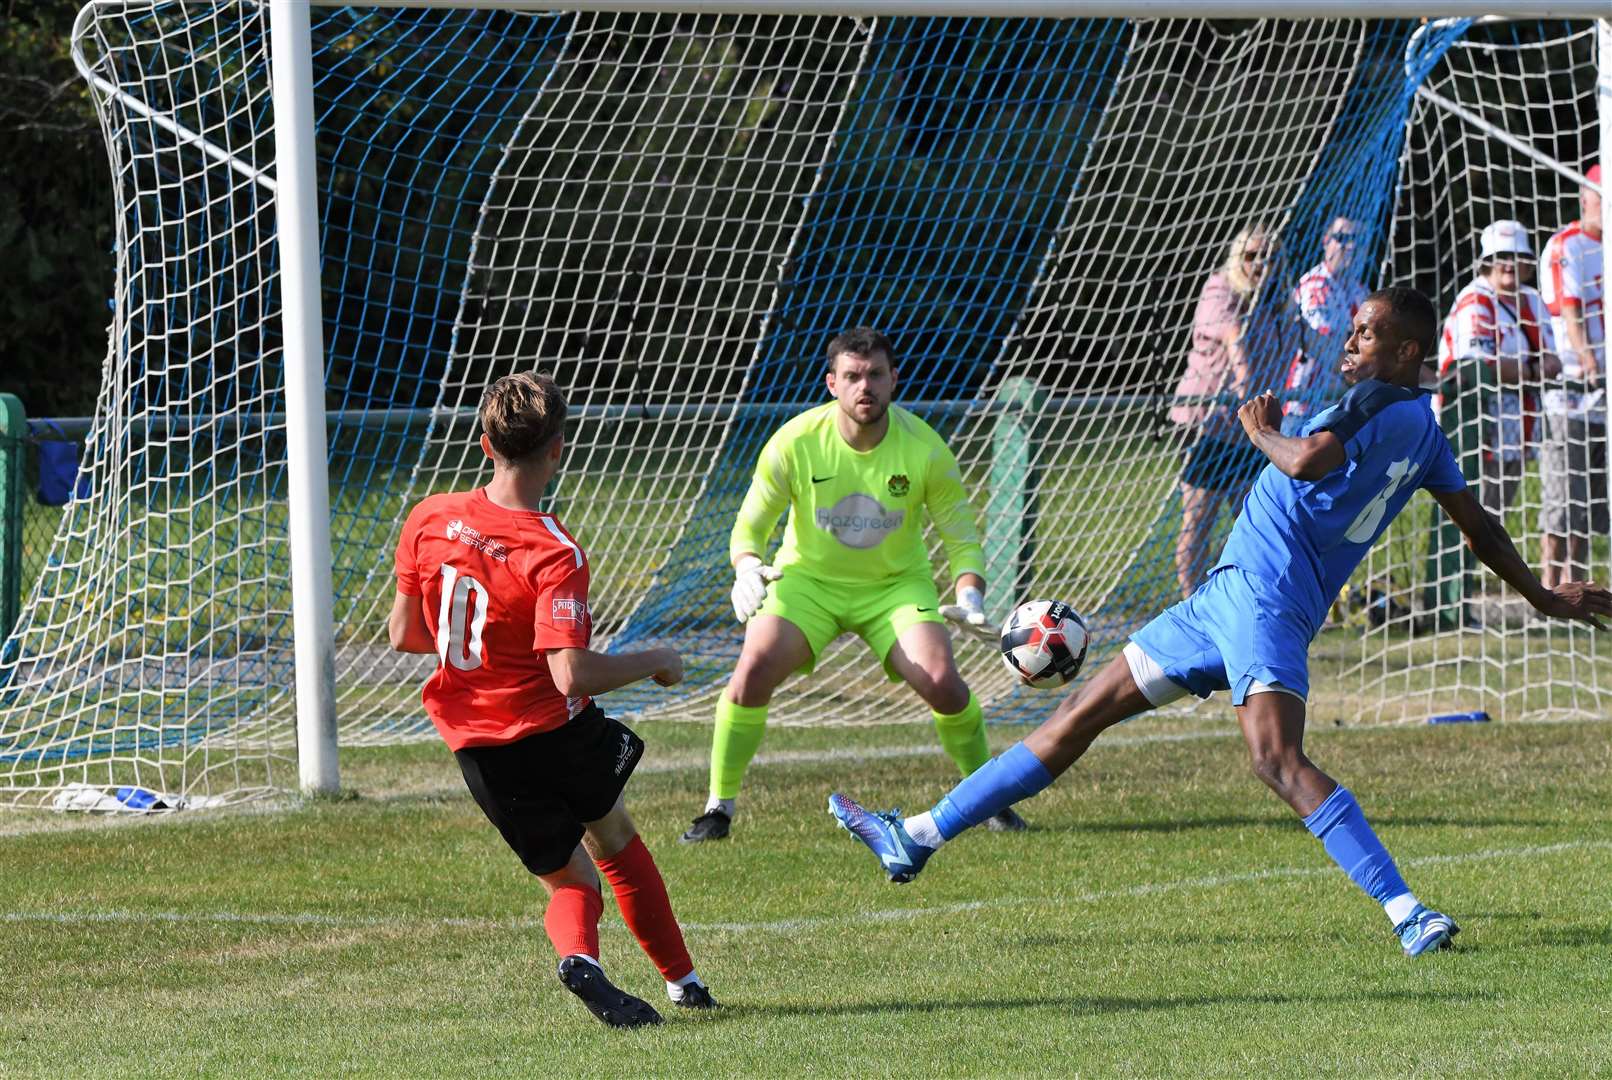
[3,714,1610,1078]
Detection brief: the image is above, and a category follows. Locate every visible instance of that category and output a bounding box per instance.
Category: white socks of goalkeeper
[704,796,736,819]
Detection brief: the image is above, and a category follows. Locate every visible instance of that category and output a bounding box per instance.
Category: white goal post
[0,1,1605,808]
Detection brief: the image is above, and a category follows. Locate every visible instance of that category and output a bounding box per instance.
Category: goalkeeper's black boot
[986,807,1029,832]
[558,956,663,1029]
[679,809,731,843]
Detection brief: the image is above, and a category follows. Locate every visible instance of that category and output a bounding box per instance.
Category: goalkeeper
[681,327,1025,843]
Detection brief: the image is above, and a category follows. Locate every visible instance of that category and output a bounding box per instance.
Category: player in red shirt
[389,372,715,1028]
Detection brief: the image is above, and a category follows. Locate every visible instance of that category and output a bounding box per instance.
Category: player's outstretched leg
[830,655,1148,882]
[890,625,1030,835]
[1238,691,1458,957]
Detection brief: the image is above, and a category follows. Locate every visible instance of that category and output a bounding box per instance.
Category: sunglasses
[1328,232,1358,244]
[1241,251,1268,263]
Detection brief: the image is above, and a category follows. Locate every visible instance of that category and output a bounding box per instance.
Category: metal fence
[0,395,73,641]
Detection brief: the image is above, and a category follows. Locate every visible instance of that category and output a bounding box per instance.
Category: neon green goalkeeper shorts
[757,569,945,680]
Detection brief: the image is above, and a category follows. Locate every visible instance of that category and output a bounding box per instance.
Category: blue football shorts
[1126,566,1313,707]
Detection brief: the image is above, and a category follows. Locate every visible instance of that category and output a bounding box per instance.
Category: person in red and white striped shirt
[1282,216,1370,434]
[1538,163,1606,591]
[1424,220,1561,628]
[1436,220,1560,513]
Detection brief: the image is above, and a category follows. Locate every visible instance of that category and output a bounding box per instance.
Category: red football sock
[543,883,602,960]
[597,835,694,982]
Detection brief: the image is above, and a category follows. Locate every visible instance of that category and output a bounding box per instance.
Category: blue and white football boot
[1394,904,1459,957]
[828,793,934,884]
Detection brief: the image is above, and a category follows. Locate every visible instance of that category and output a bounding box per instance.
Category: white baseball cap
[1479,219,1533,260]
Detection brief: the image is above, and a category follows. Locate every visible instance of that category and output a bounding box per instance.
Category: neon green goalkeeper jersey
[730,402,986,585]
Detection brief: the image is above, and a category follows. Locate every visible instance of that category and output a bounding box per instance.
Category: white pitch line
[4,838,1606,938]
[683,838,1612,933]
[0,730,1252,837]
[7,715,1606,835]
[626,711,1612,776]
[636,726,1236,775]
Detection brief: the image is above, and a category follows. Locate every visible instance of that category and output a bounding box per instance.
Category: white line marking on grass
[0,733,1246,838]
[685,839,1612,933]
[636,728,1236,776]
[643,713,1608,776]
[6,839,1607,937]
[4,717,1604,837]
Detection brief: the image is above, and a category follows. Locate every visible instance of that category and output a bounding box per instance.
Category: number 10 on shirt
[437,564,489,671]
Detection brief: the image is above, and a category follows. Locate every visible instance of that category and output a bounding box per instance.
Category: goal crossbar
[310,2,1612,16]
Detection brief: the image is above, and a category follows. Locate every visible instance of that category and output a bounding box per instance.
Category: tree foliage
[0,0,115,417]
[0,9,1596,425]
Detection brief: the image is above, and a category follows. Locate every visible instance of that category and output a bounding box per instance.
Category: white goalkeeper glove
[939,585,996,644]
[730,555,782,623]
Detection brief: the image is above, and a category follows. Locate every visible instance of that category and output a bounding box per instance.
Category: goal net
[1,4,1605,807]
[1368,18,1609,723]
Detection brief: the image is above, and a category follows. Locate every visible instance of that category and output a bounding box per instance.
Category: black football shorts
[453,705,646,876]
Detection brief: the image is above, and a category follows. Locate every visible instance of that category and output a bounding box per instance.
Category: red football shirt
[395,488,593,750]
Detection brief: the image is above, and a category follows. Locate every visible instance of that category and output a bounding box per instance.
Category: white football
[1000,599,1090,689]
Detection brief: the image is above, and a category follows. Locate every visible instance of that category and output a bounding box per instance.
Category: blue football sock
[1302,786,1410,905]
[929,742,1054,841]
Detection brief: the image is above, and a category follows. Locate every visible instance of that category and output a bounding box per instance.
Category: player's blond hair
[479,372,567,463]
[1223,223,1270,298]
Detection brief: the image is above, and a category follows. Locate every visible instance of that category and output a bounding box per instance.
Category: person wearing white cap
[1538,163,1606,596]
[1424,219,1561,630]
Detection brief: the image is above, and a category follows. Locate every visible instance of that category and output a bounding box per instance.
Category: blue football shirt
[1213,379,1467,632]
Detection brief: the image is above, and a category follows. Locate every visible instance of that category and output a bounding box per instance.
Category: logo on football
[999,599,1090,689]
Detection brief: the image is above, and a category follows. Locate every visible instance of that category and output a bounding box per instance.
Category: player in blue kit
[830,286,1612,956]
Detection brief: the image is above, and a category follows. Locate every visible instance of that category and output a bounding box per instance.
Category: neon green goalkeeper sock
[932,692,989,776]
[709,697,768,801]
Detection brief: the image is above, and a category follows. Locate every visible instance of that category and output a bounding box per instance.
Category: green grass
[3,715,1609,1077]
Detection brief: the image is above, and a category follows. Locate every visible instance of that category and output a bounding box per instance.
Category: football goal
[1,1,1606,807]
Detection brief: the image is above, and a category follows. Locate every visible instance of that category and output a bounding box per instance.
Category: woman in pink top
[1172,224,1279,597]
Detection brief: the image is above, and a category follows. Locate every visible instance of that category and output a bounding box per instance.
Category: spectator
[1424,219,1560,629]
[1539,164,1606,594]
[1282,216,1370,434]
[1170,223,1285,597]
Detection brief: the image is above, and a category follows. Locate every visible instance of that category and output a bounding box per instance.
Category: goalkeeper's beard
[844,398,889,427]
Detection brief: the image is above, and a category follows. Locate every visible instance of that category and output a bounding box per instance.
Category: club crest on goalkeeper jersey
[730,403,985,584]
[396,488,593,750]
